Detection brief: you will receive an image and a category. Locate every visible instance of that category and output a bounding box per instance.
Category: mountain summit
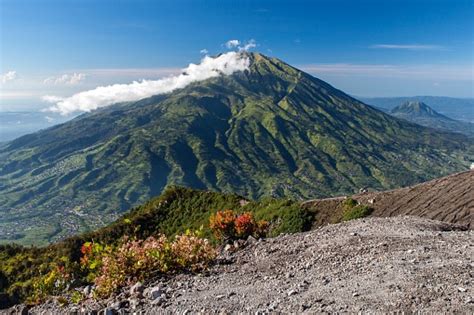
[390,100,474,137]
[391,101,446,118]
[0,52,472,244]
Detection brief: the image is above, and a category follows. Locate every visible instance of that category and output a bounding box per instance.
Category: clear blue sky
[1,0,473,111]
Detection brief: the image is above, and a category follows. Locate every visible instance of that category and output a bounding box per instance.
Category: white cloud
[200,49,209,54]
[44,73,86,85]
[225,39,240,49]
[45,116,55,123]
[44,51,250,115]
[225,39,257,51]
[1,71,17,83]
[369,44,446,51]
[42,95,65,103]
[239,39,257,51]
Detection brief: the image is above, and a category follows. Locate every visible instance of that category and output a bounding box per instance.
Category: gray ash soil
[14,216,473,314]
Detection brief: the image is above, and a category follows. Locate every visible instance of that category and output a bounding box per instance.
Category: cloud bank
[44,73,86,85]
[44,52,250,115]
[1,71,17,83]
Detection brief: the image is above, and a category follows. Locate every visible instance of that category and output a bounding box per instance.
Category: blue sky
[1,0,473,111]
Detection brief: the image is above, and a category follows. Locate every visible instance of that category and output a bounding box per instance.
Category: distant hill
[390,101,474,137]
[1,52,472,245]
[358,96,474,123]
[391,101,444,117]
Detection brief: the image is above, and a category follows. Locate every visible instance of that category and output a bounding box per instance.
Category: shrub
[87,232,216,297]
[210,210,269,241]
[0,187,312,305]
[209,209,236,240]
[255,220,270,238]
[70,290,84,304]
[234,212,256,237]
[342,198,373,221]
[91,235,170,297]
[172,230,216,271]
[80,242,112,282]
[30,265,72,303]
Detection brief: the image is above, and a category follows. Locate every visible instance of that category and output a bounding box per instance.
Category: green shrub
[342,198,373,221]
[87,231,216,297]
[30,265,72,303]
[70,290,84,304]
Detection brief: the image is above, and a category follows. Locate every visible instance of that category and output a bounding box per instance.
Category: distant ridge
[391,101,448,118]
[390,101,474,137]
[357,96,474,123]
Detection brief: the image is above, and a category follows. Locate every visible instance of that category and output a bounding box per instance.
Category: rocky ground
[6,216,473,314]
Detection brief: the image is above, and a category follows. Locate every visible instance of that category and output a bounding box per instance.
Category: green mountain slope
[0,52,472,245]
[390,101,474,137]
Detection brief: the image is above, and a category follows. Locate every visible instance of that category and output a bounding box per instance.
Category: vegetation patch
[0,186,312,307]
[210,210,269,241]
[341,198,373,221]
[81,230,216,298]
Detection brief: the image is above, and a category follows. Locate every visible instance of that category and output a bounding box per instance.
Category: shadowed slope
[303,170,473,228]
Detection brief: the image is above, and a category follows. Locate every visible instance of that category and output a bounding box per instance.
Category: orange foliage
[210,210,269,241]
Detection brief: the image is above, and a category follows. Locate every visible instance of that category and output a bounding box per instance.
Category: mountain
[0,52,473,245]
[389,101,474,137]
[391,101,444,117]
[358,96,474,123]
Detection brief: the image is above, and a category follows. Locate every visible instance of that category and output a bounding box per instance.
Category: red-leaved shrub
[210,210,269,241]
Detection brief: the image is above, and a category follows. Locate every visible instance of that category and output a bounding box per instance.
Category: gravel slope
[304,170,473,228]
[14,216,473,314]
